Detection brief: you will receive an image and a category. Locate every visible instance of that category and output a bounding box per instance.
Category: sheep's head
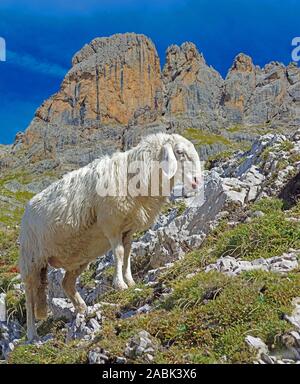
[161,134,202,193]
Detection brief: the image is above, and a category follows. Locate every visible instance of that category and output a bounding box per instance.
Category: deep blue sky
[0,0,299,144]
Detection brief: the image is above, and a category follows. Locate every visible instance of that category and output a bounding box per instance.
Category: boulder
[124,330,158,362]
[50,298,75,321]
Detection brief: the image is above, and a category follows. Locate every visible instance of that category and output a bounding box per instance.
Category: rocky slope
[1,33,300,364]
[1,131,300,364]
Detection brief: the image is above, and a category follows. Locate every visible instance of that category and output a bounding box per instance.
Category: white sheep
[19,133,201,340]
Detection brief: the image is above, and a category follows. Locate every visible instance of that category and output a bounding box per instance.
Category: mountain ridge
[1,32,300,173]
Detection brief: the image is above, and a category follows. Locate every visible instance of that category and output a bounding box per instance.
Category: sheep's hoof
[113,280,128,291]
[125,278,136,287]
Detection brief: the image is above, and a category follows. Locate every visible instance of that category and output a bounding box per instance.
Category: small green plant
[183,128,231,146]
[9,340,88,364]
[276,159,289,171]
[6,289,26,324]
[278,140,294,152]
[80,263,98,289]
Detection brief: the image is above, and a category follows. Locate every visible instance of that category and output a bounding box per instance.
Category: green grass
[0,168,46,288]
[101,283,153,311]
[181,128,252,168]
[6,289,26,323]
[8,340,88,364]
[0,228,20,288]
[87,268,298,364]
[161,199,187,216]
[278,140,294,152]
[9,267,299,364]
[183,128,231,146]
[79,263,98,289]
[227,125,243,133]
[216,207,300,260]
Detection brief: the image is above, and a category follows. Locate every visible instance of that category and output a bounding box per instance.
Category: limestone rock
[0,320,22,360]
[88,348,110,364]
[163,42,223,130]
[285,298,300,329]
[20,33,163,165]
[205,252,299,276]
[222,53,256,124]
[38,33,163,128]
[66,304,102,342]
[50,298,75,321]
[124,330,158,361]
[0,293,6,322]
[8,33,300,170]
[245,335,269,356]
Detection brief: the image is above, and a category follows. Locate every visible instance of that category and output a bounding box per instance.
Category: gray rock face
[205,251,300,276]
[217,130,300,200]
[11,33,164,170]
[48,268,66,300]
[163,47,300,131]
[285,298,300,329]
[222,56,300,127]
[6,33,300,171]
[130,170,258,269]
[222,54,256,124]
[50,298,75,321]
[163,42,224,130]
[4,178,55,194]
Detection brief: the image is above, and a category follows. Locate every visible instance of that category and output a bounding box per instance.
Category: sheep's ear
[161,143,177,179]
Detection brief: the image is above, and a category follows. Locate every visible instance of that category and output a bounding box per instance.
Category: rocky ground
[1,130,300,364]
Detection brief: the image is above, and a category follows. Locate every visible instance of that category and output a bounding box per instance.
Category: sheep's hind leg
[24,278,38,342]
[122,231,135,287]
[62,264,88,314]
[35,266,48,320]
[110,238,128,290]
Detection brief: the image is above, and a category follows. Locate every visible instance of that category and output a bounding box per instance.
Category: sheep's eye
[176,149,184,156]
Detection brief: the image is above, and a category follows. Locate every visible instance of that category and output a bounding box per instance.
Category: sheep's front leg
[62,265,88,313]
[122,231,135,287]
[111,239,128,290]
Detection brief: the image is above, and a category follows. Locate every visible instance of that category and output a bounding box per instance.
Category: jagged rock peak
[230,53,254,73]
[71,33,158,67]
[164,42,205,72]
[35,32,163,128]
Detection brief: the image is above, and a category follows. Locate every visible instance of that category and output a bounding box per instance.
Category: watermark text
[292,37,300,62]
[0,37,6,62]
